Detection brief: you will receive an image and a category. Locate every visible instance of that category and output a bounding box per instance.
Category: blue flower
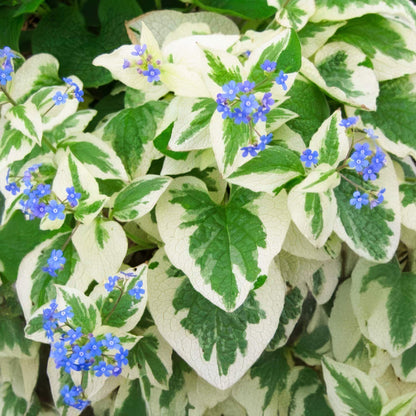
[61,385,78,406]
[42,266,58,277]
[132,44,147,56]
[46,200,65,221]
[240,94,259,115]
[348,151,369,172]
[275,70,288,91]
[112,365,123,377]
[300,149,319,168]
[0,68,12,85]
[85,337,102,357]
[339,116,358,128]
[34,184,51,198]
[93,361,114,377]
[66,187,81,207]
[253,107,269,123]
[32,203,47,218]
[370,188,386,209]
[261,60,276,73]
[115,347,129,366]
[62,78,84,102]
[102,333,121,351]
[51,341,67,362]
[256,133,273,151]
[222,81,239,101]
[73,399,90,410]
[5,182,19,195]
[105,275,119,292]
[370,147,386,172]
[232,108,249,125]
[241,145,258,157]
[52,91,68,106]
[261,92,274,109]
[142,64,160,82]
[71,345,89,364]
[354,143,372,158]
[47,249,66,270]
[0,46,16,59]
[237,80,255,93]
[350,191,369,209]
[123,59,130,69]
[62,327,83,344]
[54,306,74,323]
[362,165,377,181]
[363,128,378,139]
[129,280,145,300]
[42,300,58,339]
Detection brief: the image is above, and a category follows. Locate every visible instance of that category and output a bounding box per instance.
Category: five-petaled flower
[300,149,319,168]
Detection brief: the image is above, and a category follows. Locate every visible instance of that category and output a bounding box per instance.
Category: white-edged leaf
[59,133,128,181]
[52,149,107,225]
[322,356,388,416]
[112,378,147,416]
[301,42,379,110]
[227,144,305,194]
[90,265,147,332]
[351,258,416,357]
[268,0,316,31]
[147,249,286,390]
[156,176,290,312]
[381,393,416,416]
[5,102,43,144]
[72,219,127,284]
[112,175,171,222]
[333,154,401,263]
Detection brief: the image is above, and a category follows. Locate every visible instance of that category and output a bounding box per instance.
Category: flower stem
[103,287,124,324]
[1,86,17,106]
[62,222,81,252]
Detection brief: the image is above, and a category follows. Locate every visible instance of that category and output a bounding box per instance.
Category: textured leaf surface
[147,249,285,389]
[113,175,171,221]
[351,258,416,357]
[322,357,388,416]
[156,177,290,311]
[269,0,316,30]
[6,103,43,145]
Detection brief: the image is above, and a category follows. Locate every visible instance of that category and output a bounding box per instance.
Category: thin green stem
[62,222,81,252]
[1,86,17,106]
[404,177,416,183]
[42,135,57,153]
[102,287,124,324]
[339,173,377,197]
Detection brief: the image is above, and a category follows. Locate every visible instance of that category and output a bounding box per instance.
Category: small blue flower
[142,64,160,82]
[253,106,269,123]
[232,108,249,125]
[66,187,81,207]
[370,147,386,172]
[275,70,288,91]
[261,92,274,109]
[244,50,251,58]
[349,151,369,173]
[362,165,377,181]
[102,333,121,351]
[261,59,276,73]
[43,300,58,339]
[62,78,84,102]
[52,91,68,106]
[350,191,369,209]
[0,68,12,85]
[42,266,58,277]
[105,275,119,292]
[240,94,259,115]
[32,202,47,218]
[112,365,123,376]
[73,399,90,410]
[51,341,67,362]
[241,145,258,157]
[71,345,89,364]
[46,200,65,221]
[237,80,255,93]
[222,81,239,101]
[354,143,372,158]
[54,306,74,323]
[363,128,378,139]
[132,44,147,56]
[85,337,102,358]
[300,149,319,168]
[370,188,386,209]
[93,361,114,377]
[123,59,130,69]
[115,347,129,366]
[47,249,66,270]
[62,327,83,344]
[339,116,358,128]
[61,385,78,406]
[129,280,145,300]
[5,182,19,195]
[256,133,273,151]
[0,46,15,59]
[34,184,51,198]
[28,163,42,173]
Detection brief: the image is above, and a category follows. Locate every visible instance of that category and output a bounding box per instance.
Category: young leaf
[147,249,286,390]
[268,0,316,31]
[156,177,290,311]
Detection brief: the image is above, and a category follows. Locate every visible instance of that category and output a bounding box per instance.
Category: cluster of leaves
[1,0,416,415]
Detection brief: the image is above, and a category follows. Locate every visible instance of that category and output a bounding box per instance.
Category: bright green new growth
[173,278,266,375]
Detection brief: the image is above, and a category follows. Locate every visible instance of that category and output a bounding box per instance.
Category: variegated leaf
[268,0,316,31]
[301,42,379,110]
[147,249,285,389]
[322,356,388,416]
[156,177,290,311]
[351,258,416,357]
[112,175,171,222]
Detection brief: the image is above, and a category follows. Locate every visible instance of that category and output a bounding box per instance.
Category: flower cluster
[42,298,130,410]
[105,271,146,301]
[61,385,90,411]
[52,77,84,106]
[5,164,81,220]
[42,249,66,277]
[123,43,161,83]
[241,133,273,157]
[0,46,15,86]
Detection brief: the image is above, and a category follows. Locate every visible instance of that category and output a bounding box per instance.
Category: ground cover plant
[1,0,416,414]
